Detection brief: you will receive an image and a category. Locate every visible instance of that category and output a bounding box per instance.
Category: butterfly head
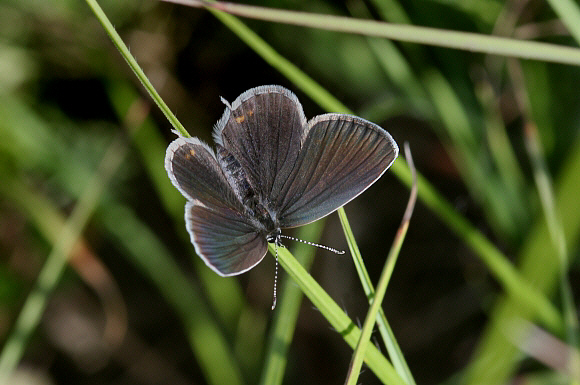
[266,228,284,247]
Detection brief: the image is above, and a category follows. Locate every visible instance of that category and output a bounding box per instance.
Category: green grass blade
[344,143,418,385]
[258,221,325,385]
[272,244,406,385]
[165,0,580,66]
[545,0,580,44]
[524,122,579,375]
[338,208,416,385]
[476,79,528,220]
[84,0,189,137]
[476,79,527,197]
[344,235,403,385]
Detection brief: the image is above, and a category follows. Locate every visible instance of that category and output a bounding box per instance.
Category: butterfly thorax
[217,144,278,236]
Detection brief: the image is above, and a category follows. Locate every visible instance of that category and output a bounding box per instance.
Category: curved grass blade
[344,143,418,385]
[338,210,415,385]
[258,221,325,385]
[271,244,406,385]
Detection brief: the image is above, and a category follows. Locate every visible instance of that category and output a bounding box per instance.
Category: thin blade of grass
[475,77,528,218]
[258,221,325,385]
[271,244,405,385]
[344,143,418,385]
[524,121,579,377]
[476,77,527,196]
[337,209,415,385]
[509,58,578,359]
[84,0,189,137]
[545,0,580,44]
[164,0,580,66]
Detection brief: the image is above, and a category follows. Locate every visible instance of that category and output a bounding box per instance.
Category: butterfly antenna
[271,245,278,310]
[279,234,345,255]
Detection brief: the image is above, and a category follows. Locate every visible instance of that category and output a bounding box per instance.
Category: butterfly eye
[266,234,276,243]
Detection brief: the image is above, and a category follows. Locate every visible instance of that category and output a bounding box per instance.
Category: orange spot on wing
[236,115,245,123]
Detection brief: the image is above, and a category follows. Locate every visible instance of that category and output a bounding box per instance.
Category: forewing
[277,114,398,227]
[186,202,268,276]
[165,137,243,212]
[213,85,307,204]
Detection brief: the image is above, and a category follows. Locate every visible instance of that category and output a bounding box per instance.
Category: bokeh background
[1,0,580,384]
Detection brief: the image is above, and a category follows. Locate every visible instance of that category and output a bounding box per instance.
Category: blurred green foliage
[1,0,580,384]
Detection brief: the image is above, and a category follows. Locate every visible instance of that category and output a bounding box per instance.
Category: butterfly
[165,85,398,277]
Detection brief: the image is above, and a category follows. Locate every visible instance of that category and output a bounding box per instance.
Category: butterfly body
[216,143,279,237]
[165,85,398,276]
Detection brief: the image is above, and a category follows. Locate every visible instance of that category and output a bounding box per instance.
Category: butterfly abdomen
[217,144,277,233]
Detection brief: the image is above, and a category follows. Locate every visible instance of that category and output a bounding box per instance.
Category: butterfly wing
[165,137,268,276]
[185,202,268,275]
[213,85,306,206]
[276,114,398,228]
[166,137,243,211]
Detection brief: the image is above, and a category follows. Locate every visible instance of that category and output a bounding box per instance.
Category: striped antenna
[270,234,345,310]
[279,234,345,255]
[271,246,278,310]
